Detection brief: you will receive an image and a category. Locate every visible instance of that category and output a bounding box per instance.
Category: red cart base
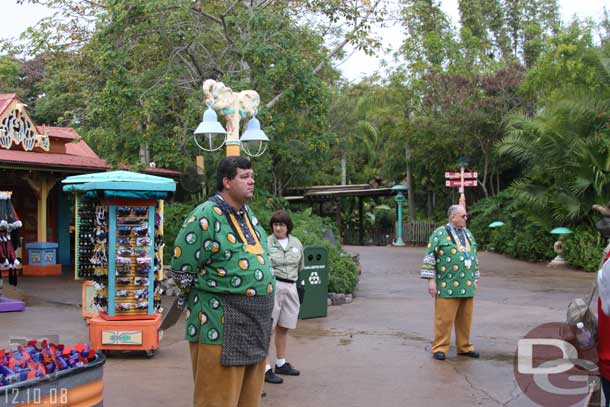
[88,313,161,356]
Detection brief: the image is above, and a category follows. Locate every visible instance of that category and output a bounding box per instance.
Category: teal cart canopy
[62,170,176,199]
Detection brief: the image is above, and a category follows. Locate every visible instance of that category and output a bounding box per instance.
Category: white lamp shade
[240,116,269,142]
[193,107,227,152]
[194,107,227,136]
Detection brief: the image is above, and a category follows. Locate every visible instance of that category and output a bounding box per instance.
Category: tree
[0,56,21,94]
[399,0,459,76]
[8,0,386,195]
[522,20,603,103]
[499,88,610,224]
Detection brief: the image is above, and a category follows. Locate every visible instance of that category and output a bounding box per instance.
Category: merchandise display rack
[63,171,175,356]
[75,198,162,318]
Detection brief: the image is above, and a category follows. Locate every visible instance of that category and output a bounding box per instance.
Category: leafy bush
[373,204,395,229]
[469,193,556,262]
[327,248,360,293]
[486,221,555,261]
[289,208,360,294]
[162,200,198,265]
[564,226,606,272]
[468,192,607,270]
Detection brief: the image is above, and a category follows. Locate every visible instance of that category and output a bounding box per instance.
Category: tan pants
[432,297,475,354]
[189,342,266,407]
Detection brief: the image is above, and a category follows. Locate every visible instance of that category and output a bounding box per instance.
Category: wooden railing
[406,221,442,245]
[342,222,442,246]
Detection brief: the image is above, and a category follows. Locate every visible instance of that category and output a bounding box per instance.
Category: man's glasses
[461,214,468,219]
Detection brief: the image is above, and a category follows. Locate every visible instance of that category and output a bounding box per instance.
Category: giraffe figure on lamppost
[201,79,264,157]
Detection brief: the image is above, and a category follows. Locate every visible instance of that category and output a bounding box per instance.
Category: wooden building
[0,93,178,273]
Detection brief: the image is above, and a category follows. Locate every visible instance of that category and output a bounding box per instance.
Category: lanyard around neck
[447,224,471,259]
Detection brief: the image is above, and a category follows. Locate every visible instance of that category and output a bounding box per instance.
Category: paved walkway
[0,246,599,406]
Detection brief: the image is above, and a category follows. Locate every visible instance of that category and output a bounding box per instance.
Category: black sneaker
[457,351,480,359]
[265,369,283,384]
[275,362,300,376]
[433,352,446,361]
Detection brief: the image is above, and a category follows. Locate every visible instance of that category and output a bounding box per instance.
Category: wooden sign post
[445,168,477,209]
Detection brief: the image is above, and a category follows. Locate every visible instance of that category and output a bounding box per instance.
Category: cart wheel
[145,349,155,358]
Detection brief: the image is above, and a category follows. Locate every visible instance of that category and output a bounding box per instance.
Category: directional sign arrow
[445,172,478,179]
[446,180,478,187]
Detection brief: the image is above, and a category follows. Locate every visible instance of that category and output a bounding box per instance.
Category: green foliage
[162,200,198,265]
[289,208,360,294]
[564,225,606,272]
[373,205,394,229]
[9,0,610,277]
[0,56,20,93]
[499,89,610,225]
[468,191,606,271]
[6,0,385,197]
[469,192,556,261]
[522,21,604,102]
[327,248,360,294]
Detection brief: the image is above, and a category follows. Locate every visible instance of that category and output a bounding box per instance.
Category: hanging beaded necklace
[447,224,472,267]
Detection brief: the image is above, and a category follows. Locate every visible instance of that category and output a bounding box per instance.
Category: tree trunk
[478,139,490,198]
[358,197,364,245]
[139,142,150,165]
[341,155,347,186]
[335,198,343,242]
[406,147,416,222]
[489,170,496,196]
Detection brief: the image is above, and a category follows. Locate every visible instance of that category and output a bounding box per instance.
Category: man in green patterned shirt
[171,156,275,407]
[421,204,480,361]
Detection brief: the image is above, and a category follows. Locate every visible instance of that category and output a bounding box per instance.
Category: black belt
[275,276,296,284]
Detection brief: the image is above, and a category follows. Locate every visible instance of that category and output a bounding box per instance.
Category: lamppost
[392,184,408,246]
[194,79,269,157]
[548,227,573,267]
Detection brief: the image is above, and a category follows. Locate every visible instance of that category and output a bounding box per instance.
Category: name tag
[464,259,472,268]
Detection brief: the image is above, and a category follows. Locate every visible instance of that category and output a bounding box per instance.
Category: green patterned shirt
[171,199,275,344]
[420,226,479,298]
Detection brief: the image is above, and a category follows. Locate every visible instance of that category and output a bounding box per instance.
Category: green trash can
[298,246,328,319]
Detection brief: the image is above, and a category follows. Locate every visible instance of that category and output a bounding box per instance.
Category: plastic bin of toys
[0,341,105,407]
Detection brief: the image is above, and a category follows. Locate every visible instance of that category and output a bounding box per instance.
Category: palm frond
[506,179,549,210]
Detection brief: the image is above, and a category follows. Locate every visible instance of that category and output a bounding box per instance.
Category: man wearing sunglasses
[420,204,480,361]
[171,156,275,407]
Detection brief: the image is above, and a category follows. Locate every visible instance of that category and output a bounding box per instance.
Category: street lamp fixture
[193,103,227,152]
[194,79,269,157]
[240,115,269,157]
[392,184,409,246]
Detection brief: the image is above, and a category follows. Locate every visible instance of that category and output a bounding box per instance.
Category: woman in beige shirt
[264,210,304,384]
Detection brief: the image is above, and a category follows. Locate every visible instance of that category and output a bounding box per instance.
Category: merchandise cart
[62,171,175,356]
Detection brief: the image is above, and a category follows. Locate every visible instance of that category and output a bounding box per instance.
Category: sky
[1,0,609,81]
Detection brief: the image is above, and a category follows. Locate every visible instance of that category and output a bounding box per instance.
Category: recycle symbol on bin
[308,272,321,285]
